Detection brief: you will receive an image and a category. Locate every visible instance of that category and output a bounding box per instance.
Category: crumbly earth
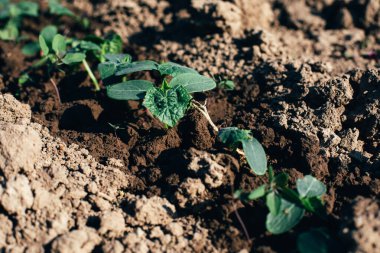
[0,0,380,252]
[0,94,219,252]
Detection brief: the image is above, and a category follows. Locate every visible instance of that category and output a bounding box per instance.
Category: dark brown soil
[1,0,380,252]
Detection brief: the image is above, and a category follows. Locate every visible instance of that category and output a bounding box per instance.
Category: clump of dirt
[0,93,220,252]
[340,197,380,253]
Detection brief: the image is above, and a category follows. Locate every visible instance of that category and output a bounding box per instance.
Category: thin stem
[233,202,251,241]
[192,100,219,132]
[82,59,100,91]
[49,78,61,105]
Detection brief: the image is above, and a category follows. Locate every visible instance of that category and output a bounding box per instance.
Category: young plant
[37,27,101,90]
[0,0,38,40]
[100,58,217,127]
[235,168,326,234]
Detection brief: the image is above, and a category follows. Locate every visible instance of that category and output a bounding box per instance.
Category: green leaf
[301,197,324,213]
[170,73,216,93]
[297,228,330,253]
[48,0,74,16]
[266,198,305,234]
[106,80,154,100]
[218,127,251,149]
[101,33,123,62]
[104,53,131,64]
[21,42,40,56]
[218,80,235,90]
[16,2,38,17]
[296,175,326,198]
[18,73,30,85]
[242,138,267,175]
[79,40,101,51]
[39,35,49,56]
[158,62,198,77]
[40,25,57,48]
[273,173,289,188]
[61,52,86,64]
[98,62,116,79]
[280,188,302,205]
[143,85,192,127]
[52,34,66,56]
[247,184,267,200]
[115,60,158,75]
[0,22,18,40]
[266,192,281,215]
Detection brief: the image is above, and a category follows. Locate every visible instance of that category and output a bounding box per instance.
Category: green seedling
[21,26,124,93]
[235,168,326,234]
[101,58,217,127]
[0,0,38,40]
[37,28,101,90]
[218,127,267,175]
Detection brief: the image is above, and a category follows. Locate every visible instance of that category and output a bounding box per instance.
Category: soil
[0,0,380,252]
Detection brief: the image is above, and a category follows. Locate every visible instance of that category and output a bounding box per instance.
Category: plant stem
[49,78,61,105]
[82,59,100,91]
[192,100,219,132]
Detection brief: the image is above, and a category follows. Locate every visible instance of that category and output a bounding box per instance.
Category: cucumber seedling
[20,26,123,97]
[0,0,38,41]
[235,167,327,234]
[100,58,217,127]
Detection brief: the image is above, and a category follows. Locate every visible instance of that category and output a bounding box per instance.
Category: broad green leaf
[107,80,154,100]
[158,62,198,77]
[52,34,66,56]
[273,173,289,188]
[242,138,267,175]
[266,192,281,215]
[247,184,267,200]
[39,35,49,56]
[21,42,40,56]
[105,54,132,64]
[218,127,251,149]
[266,198,305,234]
[61,52,86,64]
[115,60,158,75]
[48,0,74,16]
[40,25,57,48]
[297,228,330,253]
[143,85,192,127]
[98,62,116,79]
[170,73,216,93]
[16,2,38,17]
[296,175,326,198]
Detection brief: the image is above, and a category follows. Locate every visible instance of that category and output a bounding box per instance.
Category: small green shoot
[297,228,331,253]
[235,172,326,234]
[0,0,38,41]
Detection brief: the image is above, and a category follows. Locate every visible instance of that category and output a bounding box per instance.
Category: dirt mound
[340,197,380,253]
[0,93,220,252]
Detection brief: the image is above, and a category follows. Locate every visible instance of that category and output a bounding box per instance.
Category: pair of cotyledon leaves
[38,26,87,64]
[102,58,217,127]
[245,174,326,235]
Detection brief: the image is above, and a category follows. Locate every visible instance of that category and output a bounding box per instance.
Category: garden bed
[0,0,379,252]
